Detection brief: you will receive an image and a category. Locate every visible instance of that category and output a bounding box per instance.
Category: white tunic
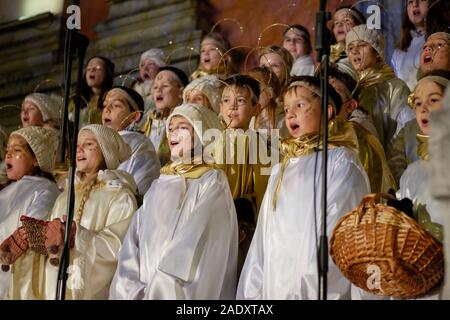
[8,170,138,300]
[109,169,239,300]
[237,147,370,300]
[148,119,166,153]
[0,176,60,299]
[390,33,424,91]
[290,55,315,77]
[118,131,160,196]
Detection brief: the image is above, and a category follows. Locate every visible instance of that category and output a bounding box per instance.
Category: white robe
[147,119,166,153]
[390,33,424,91]
[237,147,370,300]
[118,131,160,196]
[109,169,239,300]
[0,176,60,299]
[290,55,315,77]
[8,170,138,300]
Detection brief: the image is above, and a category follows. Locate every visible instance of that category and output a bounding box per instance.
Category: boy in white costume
[102,86,160,197]
[109,103,238,300]
[0,127,60,299]
[237,76,370,300]
[4,124,138,300]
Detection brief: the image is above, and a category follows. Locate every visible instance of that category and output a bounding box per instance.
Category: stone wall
[0,0,204,133]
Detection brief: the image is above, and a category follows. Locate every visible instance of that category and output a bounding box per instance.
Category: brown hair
[258,46,293,88]
[245,67,282,129]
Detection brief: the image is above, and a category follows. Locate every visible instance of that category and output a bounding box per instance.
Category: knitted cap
[182,75,223,114]
[79,124,131,170]
[167,103,222,146]
[345,24,385,61]
[140,48,167,68]
[11,126,58,174]
[23,93,62,122]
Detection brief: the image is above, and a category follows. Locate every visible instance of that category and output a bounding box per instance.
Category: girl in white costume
[237,76,370,300]
[110,103,238,300]
[0,127,60,299]
[5,124,137,300]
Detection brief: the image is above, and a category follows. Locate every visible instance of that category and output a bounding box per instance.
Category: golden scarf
[357,62,396,90]
[417,134,429,161]
[160,161,217,179]
[273,117,358,209]
[190,63,229,81]
[161,160,219,209]
[330,43,346,64]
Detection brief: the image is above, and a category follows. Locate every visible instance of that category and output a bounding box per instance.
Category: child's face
[86,58,106,89]
[259,53,287,86]
[186,90,213,110]
[21,101,44,127]
[283,29,307,60]
[347,40,379,71]
[200,40,222,71]
[139,59,159,81]
[284,86,329,138]
[168,116,195,160]
[333,9,356,43]
[220,85,256,130]
[152,71,183,111]
[412,79,444,135]
[407,0,429,27]
[102,91,134,131]
[329,77,356,119]
[420,34,450,73]
[76,131,104,176]
[4,135,37,181]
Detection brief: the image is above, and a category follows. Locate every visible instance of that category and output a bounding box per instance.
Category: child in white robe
[0,127,60,299]
[237,76,370,300]
[109,103,238,300]
[102,86,160,197]
[4,124,138,300]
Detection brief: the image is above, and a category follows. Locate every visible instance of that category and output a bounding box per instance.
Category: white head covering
[182,75,223,114]
[345,24,385,61]
[166,103,222,146]
[79,124,131,170]
[23,93,62,122]
[140,48,167,68]
[11,126,58,174]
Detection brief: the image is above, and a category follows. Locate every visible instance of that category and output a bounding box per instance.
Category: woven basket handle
[355,193,396,224]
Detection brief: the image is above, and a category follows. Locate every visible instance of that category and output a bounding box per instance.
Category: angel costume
[237,119,371,300]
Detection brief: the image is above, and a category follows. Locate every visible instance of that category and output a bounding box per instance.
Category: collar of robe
[160,158,218,179]
[191,63,228,80]
[330,42,346,63]
[273,117,359,210]
[417,133,429,161]
[357,62,396,90]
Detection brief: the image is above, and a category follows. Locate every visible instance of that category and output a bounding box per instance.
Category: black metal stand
[56,0,89,299]
[314,0,331,301]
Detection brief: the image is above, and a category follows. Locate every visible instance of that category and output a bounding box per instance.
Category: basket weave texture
[20,215,48,256]
[330,193,444,298]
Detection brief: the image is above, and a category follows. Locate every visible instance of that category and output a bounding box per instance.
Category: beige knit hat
[79,124,131,170]
[23,93,62,122]
[11,126,59,174]
[345,24,385,61]
[182,75,223,114]
[140,48,167,68]
[167,103,222,146]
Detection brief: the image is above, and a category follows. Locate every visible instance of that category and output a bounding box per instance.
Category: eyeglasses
[283,36,305,44]
[423,40,449,52]
[86,65,103,72]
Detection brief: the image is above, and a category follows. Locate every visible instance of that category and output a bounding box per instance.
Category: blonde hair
[258,45,293,88]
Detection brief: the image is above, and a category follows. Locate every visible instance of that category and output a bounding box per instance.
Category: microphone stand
[314,0,331,301]
[56,1,89,299]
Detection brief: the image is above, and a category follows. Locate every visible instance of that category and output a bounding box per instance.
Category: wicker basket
[330,193,444,298]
